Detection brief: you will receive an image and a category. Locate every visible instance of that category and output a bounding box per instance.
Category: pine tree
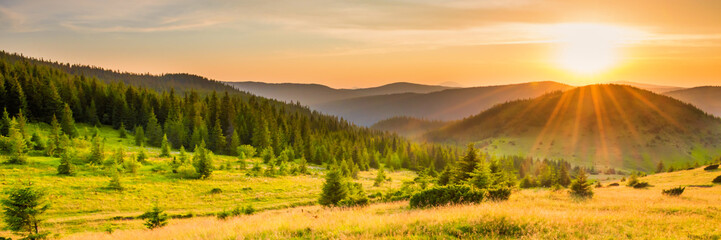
[118,122,127,138]
[210,116,226,154]
[57,150,75,175]
[134,126,145,146]
[437,165,452,186]
[319,169,347,206]
[193,141,213,179]
[570,169,593,199]
[87,100,100,126]
[146,111,162,147]
[88,136,105,165]
[6,119,27,164]
[656,160,665,173]
[252,118,271,150]
[1,184,50,239]
[60,103,77,138]
[558,164,571,187]
[141,203,168,229]
[160,134,171,157]
[1,108,10,136]
[46,115,63,157]
[107,169,123,191]
[454,144,479,183]
[373,165,386,187]
[470,161,491,189]
[228,130,240,156]
[15,109,27,139]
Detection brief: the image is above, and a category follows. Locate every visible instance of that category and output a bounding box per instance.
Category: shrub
[409,185,487,208]
[140,204,168,229]
[662,186,685,196]
[704,164,719,171]
[713,175,721,184]
[209,188,223,194]
[177,163,198,179]
[1,184,50,239]
[487,187,512,201]
[632,182,651,188]
[608,183,620,187]
[338,183,369,207]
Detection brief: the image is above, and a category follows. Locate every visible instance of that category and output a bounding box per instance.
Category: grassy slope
[425,84,721,172]
[63,167,721,239]
[0,124,416,238]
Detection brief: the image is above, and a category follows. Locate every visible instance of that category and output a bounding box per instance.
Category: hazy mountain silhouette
[665,86,721,117]
[370,116,448,139]
[317,81,573,126]
[424,84,721,171]
[612,81,685,93]
[226,81,451,105]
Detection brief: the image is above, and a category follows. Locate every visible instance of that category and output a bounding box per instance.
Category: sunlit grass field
[0,123,417,237]
[64,167,721,239]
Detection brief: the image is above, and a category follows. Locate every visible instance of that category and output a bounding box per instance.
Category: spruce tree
[146,111,162,147]
[60,103,77,138]
[1,184,50,239]
[373,165,386,187]
[437,166,452,186]
[570,169,594,199]
[319,169,347,206]
[141,203,168,229]
[57,150,75,175]
[160,134,171,157]
[1,108,11,136]
[470,161,491,189]
[210,117,226,154]
[454,143,479,183]
[228,130,240,156]
[107,169,123,191]
[47,115,63,157]
[558,164,572,187]
[88,136,105,165]
[252,118,271,150]
[15,109,27,139]
[134,126,145,146]
[6,119,27,164]
[193,141,213,179]
[118,122,127,138]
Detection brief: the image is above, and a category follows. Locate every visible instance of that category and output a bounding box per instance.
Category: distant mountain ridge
[665,86,721,117]
[317,81,573,126]
[424,84,721,171]
[612,81,686,93]
[226,81,452,105]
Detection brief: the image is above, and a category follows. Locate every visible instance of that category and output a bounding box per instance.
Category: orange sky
[1,0,720,88]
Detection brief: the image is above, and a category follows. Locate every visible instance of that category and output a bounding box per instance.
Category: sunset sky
[1,0,720,88]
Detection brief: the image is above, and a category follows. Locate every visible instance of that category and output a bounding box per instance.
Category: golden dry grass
[62,168,721,239]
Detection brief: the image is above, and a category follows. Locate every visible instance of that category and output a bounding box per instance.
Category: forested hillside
[665,86,721,117]
[0,52,458,171]
[0,51,239,94]
[425,84,721,171]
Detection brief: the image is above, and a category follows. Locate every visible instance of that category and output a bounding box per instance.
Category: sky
[1,0,721,88]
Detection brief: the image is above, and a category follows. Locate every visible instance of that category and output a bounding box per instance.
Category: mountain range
[423,84,721,171]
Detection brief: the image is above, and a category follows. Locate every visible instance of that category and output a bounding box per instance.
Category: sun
[553,23,633,75]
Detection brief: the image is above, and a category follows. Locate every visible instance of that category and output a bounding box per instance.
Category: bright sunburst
[553,23,636,75]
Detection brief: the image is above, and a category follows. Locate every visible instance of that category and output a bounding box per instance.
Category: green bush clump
[409,185,486,208]
[632,182,651,188]
[662,186,685,196]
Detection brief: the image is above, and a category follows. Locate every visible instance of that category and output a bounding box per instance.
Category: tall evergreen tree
[146,111,162,147]
[6,119,27,164]
[134,126,145,146]
[252,118,271,150]
[88,136,105,165]
[469,161,491,189]
[160,134,171,157]
[1,108,10,136]
[60,103,77,138]
[454,144,479,183]
[193,141,213,179]
[57,150,75,175]
[1,185,50,239]
[319,169,347,206]
[210,116,226,154]
[570,169,594,199]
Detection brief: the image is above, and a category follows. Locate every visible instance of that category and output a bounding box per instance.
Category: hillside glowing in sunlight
[553,23,640,75]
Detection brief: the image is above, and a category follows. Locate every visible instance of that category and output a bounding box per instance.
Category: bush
[177,164,198,179]
[140,204,168,229]
[608,183,620,187]
[712,175,721,184]
[487,187,512,201]
[209,188,223,194]
[632,182,651,188]
[704,164,719,171]
[662,186,685,196]
[409,185,487,208]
